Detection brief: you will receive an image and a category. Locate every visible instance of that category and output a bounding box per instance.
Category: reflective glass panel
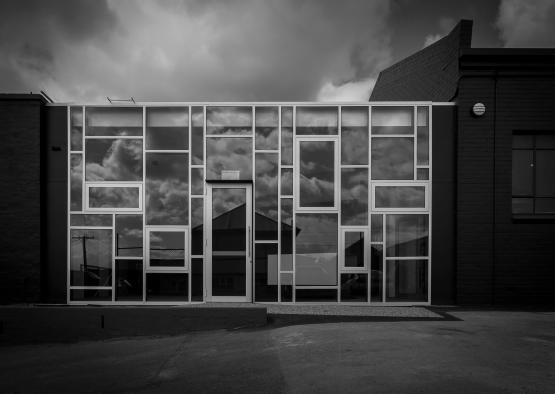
[191,106,204,164]
[149,231,186,267]
[371,214,383,242]
[295,213,338,286]
[70,106,83,151]
[375,186,426,208]
[116,260,142,301]
[71,289,112,302]
[146,107,188,150]
[206,137,252,180]
[281,273,293,302]
[386,260,428,302]
[255,243,278,302]
[85,139,143,181]
[85,107,142,136]
[417,168,429,180]
[191,167,204,195]
[341,168,368,225]
[372,106,413,135]
[191,198,204,255]
[255,107,278,150]
[416,107,429,165]
[89,187,140,209]
[281,107,293,165]
[206,106,252,135]
[115,214,142,257]
[296,106,338,135]
[281,168,293,196]
[341,274,368,302]
[191,258,203,301]
[146,153,188,225]
[70,229,112,286]
[212,188,246,251]
[386,214,429,257]
[341,107,368,165]
[344,231,364,268]
[70,214,112,227]
[70,154,82,211]
[299,140,335,207]
[296,288,337,302]
[371,137,414,180]
[512,150,534,196]
[146,273,188,301]
[255,153,278,240]
[371,244,383,301]
[280,199,293,271]
[535,150,555,196]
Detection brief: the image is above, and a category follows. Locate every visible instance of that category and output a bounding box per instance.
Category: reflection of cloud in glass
[372,107,413,126]
[341,107,368,127]
[280,127,293,165]
[299,141,334,206]
[206,106,252,135]
[89,187,140,208]
[115,214,142,257]
[212,188,245,219]
[255,127,279,150]
[375,186,425,208]
[341,168,368,225]
[85,139,143,181]
[86,107,143,136]
[371,137,414,180]
[255,153,278,221]
[296,107,338,127]
[206,137,252,180]
[281,168,293,195]
[341,127,368,165]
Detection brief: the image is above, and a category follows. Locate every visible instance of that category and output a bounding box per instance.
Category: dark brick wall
[370,20,472,101]
[457,75,555,305]
[0,96,44,303]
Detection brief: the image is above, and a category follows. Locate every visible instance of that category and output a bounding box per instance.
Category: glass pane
[149,231,185,267]
[535,134,555,149]
[386,214,429,257]
[417,168,429,180]
[191,198,204,255]
[512,134,534,149]
[70,106,83,151]
[70,214,112,227]
[370,214,383,242]
[255,243,278,302]
[206,137,252,180]
[146,107,188,150]
[146,153,188,225]
[212,188,246,252]
[375,186,426,208]
[70,229,112,286]
[535,150,555,196]
[372,106,413,135]
[371,137,414,180]
[299,140,335,207]
[255,107,278,150]
[281,107,293,165]
[344,231,364,268]
[281,199,293,271]
[255,153,278,240]
[89,187,140,209]
[115,215,142,257]
[191,106,204,165]
[85,139,143,182]
[206,106,252,135]
[146,273,188,301]
[341,106,368,165]
[71,289,111,302]
[70,154,82,211]
[191,167,204,195]
[386,260,428,302]
[512,197,533,214]
[281,168,293,196]
[535,198,555,214]
[416,107,429,165]
[213,256,246,297]
[85,107,142,136]
[341,168,368,225]
[191,258,203,301]
[116,259,142,301]
[371,244,383,302]
[341,274,368,302]
[512,150,534,196]
[295,213,338,286]
[281,273,293,302]
[296,106,338,135]
[296,289,337,302]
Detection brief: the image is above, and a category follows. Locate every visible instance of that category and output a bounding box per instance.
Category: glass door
[206,183,252,302]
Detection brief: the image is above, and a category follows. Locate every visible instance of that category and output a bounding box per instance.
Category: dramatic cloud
[496,0,555,47]
[422,17,455,48]
[0,0,391,102]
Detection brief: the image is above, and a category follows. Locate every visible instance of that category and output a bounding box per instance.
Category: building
[0,20,553,306]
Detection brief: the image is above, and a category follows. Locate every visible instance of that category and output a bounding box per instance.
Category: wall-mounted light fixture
[472,103,486,117]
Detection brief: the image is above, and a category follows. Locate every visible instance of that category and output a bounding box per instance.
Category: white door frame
[205,182,253,302]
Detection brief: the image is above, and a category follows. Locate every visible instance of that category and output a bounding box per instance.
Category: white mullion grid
[142,106,146,303]
[144,150,189,153]
[337,106,341,302]
[69,226,112,230]
[84,135,144,139]
[203,105,207,301]
[371,134,414,138]
[188,105,192,303]
[368,105,372,304]
[66,106,71,303]
[255,149,279,153]
[428,104,433,304]
[382,213,386,302]
[112,213,116,301]
[384,256,429,260]
[278,105,281,302]
[413,105,417,180]
[251,106,255,302]
[254,240,278,244]
[70,286,112,290]
[292,105,296,302]
[281,165,293,169]
[81,106,86,213]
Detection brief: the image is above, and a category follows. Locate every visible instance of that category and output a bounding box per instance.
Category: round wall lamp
[472,103,486,117]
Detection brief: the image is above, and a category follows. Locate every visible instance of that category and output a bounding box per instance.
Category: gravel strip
[266,304,440,318]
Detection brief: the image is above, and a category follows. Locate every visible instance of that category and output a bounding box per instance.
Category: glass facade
[67,104,431,304]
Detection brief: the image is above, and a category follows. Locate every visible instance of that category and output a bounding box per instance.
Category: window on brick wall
[512,133,555,215]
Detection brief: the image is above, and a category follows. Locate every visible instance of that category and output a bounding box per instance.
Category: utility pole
[71,233,95,273]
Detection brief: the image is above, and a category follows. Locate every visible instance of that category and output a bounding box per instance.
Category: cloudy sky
[1,0,554,103]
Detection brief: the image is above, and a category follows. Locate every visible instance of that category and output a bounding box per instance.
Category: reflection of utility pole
[72,234,95,271]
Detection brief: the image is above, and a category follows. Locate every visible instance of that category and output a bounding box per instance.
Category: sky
[0,0,554,103]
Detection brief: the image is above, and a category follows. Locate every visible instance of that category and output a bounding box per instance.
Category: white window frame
[340,227,369,272]
[145,226,189,271]
[295,136,339,212]
[85,182,143,212]
[371,182,429,212]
